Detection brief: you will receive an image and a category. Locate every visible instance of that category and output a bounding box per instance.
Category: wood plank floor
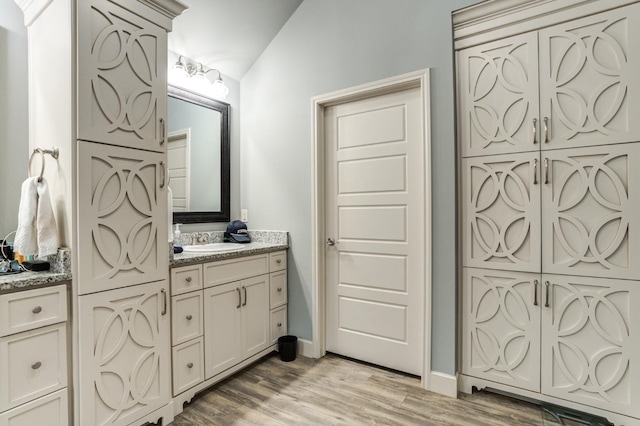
[171,352,562,425]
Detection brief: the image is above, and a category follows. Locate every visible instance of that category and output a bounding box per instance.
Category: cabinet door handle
[159,118,166,145]
[276,259,282,264]
[544,158,549,184]
[187,362,193,369]
[31,361,42,370]
[277,322,282,327]
[277,287,282,292]
[236,288,241,309]
[532,158,538,185]
[532,118,537,144]
[160,161,168,188]
[161,288,167,315]
[545,281,551,308]
[242,286,247,306]
[185,276,192,283]
[186,314,193,320]
[32,306,42,314]
[543,117,548,143]
[533,280,539,306]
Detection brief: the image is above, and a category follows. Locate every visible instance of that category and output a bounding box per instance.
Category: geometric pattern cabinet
[541,274,640,419]
[462,152,541,273]
[542,143,640,280]
[77,141,168,295]
[457,33,539,157]
[539,3,640,151]
[78,281,170,426]
[77,0,168,152]
[461,268,541,393]
[455,1,640,423]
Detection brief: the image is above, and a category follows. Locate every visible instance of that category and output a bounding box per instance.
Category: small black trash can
[278,335,297,362]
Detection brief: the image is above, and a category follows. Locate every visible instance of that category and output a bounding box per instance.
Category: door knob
[326,238,336,246]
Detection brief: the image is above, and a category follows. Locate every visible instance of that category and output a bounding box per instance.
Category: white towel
[167,186,174,243]
[14,177,58,257]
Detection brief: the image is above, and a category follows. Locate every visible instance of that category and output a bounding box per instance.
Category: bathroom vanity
[169,236,288,418]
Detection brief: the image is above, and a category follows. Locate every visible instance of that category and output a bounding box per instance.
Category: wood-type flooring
[171,352,581,425]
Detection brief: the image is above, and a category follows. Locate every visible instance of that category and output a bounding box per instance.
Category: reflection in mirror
[167,85,230,223]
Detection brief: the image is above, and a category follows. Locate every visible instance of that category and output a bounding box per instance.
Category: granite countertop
[0,231,288,292]
[171,241,288,267]
[0,249,72,293]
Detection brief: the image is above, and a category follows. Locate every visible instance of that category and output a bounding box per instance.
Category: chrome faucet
[192,234,208,245]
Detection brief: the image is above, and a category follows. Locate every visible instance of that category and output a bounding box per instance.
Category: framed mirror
[167,84,230,223]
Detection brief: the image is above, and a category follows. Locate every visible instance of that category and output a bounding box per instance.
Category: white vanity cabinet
[170,250,288,416]
[0,285,68,426]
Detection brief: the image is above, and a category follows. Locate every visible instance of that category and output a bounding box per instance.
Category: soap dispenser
[173,224,183,254]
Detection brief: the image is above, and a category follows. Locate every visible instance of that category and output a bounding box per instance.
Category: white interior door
[325,86,424,375]
[167,129,190,212]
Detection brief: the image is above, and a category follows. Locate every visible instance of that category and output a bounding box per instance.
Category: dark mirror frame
[168,84,231,224]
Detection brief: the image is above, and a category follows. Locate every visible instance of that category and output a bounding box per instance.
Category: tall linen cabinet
[15,0,187,425]
[454,1,640,424]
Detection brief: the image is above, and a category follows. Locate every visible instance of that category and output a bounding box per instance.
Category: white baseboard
[429,372,458,398]
[297,338,314,358]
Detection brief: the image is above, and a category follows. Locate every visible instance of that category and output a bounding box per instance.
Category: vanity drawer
[0,388,68,426]
[0,323,67,411]
[270,306,287,344]
[172,337,204,396]
[171,264,203,296]
[203,254,268,288]
[0,285,67,337]
[269,251,286,272]
[269,271,287,309]
[171,292,204,346]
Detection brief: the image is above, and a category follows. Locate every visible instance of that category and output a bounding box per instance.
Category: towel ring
[28,147,59,182]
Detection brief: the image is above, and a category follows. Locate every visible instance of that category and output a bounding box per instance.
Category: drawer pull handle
[187,362,193,369]
[186,314,193,320]
[185,276,192,283]
[277,287,282,292]
[276,259,282,264]
[277,322,282,327]
[32,306,42,314]
[31,361,42,370]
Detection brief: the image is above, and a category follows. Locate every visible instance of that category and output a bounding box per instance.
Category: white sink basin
[181,243,245,253]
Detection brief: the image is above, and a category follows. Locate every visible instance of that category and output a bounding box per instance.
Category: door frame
[310,69,433,389]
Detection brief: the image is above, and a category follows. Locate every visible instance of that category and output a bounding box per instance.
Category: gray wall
[0,1,29,239]
[240,0,479,375]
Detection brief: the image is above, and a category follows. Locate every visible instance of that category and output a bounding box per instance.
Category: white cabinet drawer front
[0,285,67,337]
[172,337,204,396]
[203,255,268,288]
[0,323,67,411]
[172,292,203,346]
[171,264,203,296]
[269,271,287,309]
[270,306,287,344]
[269,251,287,272]
[0,389,68,426]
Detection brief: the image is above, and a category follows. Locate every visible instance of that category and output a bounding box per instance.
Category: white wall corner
[297,338,315,358]
[429,371,458,399]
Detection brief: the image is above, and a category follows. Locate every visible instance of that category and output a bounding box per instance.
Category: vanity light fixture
[169,55,229,100]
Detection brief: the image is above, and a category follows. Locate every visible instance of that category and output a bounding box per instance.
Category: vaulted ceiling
[168,0,303,81]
